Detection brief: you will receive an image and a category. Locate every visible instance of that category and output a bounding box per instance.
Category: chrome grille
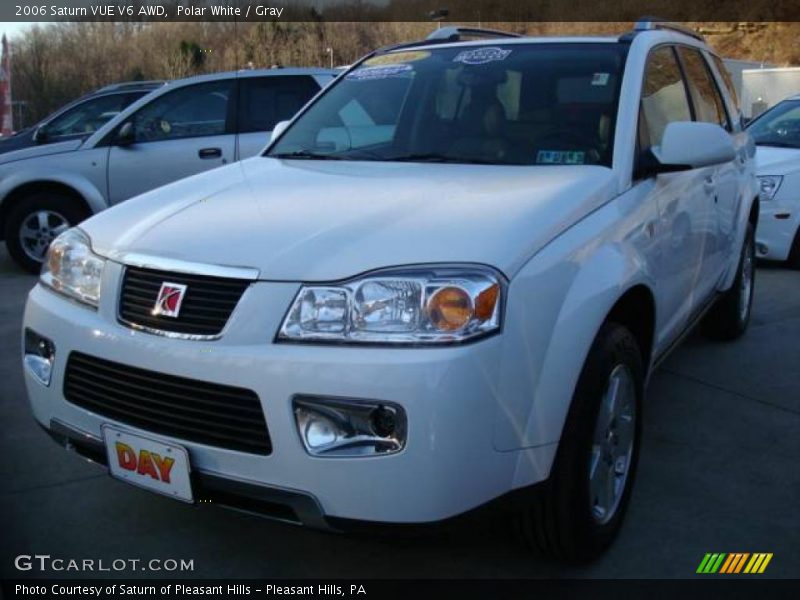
[119,266,250,337]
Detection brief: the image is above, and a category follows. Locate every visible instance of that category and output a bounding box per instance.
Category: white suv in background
[0,68,335,272]
[23,22,756,561]
[746,94,800,268]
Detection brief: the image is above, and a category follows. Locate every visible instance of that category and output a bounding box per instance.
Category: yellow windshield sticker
[365,51,430,66]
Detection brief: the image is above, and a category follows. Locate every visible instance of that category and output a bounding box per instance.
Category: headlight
[278,267,503,344]
[757,175,783,202]
[40,229,106,308]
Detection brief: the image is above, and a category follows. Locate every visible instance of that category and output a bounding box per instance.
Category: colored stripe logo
[697,553,773,574]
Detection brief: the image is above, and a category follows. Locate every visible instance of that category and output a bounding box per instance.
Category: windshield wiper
[387,153,498,165]
[269,150,347,160]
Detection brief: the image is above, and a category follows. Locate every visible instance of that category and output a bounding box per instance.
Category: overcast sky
[2,22,37,41]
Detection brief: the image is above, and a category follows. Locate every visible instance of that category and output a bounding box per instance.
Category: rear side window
[678,47,730,130]
[640,46,692,148]
[238,76,320,133]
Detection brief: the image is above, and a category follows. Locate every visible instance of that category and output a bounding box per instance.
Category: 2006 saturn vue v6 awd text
[22,22,758,561]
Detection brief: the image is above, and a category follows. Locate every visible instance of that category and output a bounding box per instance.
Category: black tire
[3,193,89,274]
[514,323,644,562]
[703,224,756,341]
[787,227,800,270]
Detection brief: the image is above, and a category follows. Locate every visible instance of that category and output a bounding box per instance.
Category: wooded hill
[10,21,799,127]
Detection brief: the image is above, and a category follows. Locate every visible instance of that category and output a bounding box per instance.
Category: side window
[678,47,730,130]
[238,76,320,133]
[132,81,232,143]
[45,93,135,139]
[640,46,692,148]
[710,54,742,126]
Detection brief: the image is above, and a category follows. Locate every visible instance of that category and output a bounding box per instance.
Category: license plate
[102,425,194,503]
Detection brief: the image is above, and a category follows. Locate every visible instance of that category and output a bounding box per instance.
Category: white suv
[22,22,757,561]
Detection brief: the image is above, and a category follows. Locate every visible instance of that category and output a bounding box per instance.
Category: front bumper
[23,262,554,524]
[43,418,329,529]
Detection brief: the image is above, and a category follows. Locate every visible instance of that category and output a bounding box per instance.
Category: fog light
[293,396,406,457]
[23,329,56,386]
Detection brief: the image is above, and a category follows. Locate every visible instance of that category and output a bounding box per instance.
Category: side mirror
[270,120,291,142]
[654,121,736,170]
[115,122,135,147]
[32,126,48,144]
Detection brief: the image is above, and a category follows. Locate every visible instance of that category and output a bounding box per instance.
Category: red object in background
[0,34,13,137]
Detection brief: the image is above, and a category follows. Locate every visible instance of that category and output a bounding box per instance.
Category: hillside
[9,21,800,127]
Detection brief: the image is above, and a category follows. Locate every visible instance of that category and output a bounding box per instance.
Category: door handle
[198,147,222,159]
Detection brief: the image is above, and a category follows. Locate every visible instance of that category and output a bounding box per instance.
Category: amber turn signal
[474,283,500,321]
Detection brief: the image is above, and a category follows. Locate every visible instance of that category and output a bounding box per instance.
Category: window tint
[45,92,145,139]
[238,76,320,133]
[640,46,692,147]
[132,81,232,143]
[711,54,741,119]
[270,44,627,167]
[678,47,729,130]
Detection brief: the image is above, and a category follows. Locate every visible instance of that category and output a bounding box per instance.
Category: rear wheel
[4,193,89,274]
[514,323,643,562]
[703,224,755,340]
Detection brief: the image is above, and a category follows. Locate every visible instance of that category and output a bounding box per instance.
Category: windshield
[747,100,800,149]
[268,43,627,166]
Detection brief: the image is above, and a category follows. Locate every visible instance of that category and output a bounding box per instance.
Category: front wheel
[787,227,800,270]
[3,193,89,274]
[703,224,755,341]
[514,323,643,562]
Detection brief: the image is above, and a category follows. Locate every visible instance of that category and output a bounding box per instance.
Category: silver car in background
[0,68,336,272]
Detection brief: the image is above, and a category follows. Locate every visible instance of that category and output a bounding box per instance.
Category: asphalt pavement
[1,247,798,579]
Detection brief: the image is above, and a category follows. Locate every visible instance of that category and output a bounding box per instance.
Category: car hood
[755,145,800,175]
[0,138,84,164]
[85,157,617,281]
[0,129,34,154]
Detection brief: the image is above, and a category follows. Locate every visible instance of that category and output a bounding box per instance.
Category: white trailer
[722,59,771,101]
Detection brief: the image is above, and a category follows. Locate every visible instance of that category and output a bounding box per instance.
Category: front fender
[0,156,108,215]
[720,192,757,291]
[492,195,658,488]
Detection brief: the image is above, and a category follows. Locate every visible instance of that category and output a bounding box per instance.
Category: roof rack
[632,18,705,41]
[425,26,522,42]
[95,80,165,93]
[369,26,521,57]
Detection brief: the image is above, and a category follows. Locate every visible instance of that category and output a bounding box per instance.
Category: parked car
[0,68,336,272]
[23,22,757,561]
[746,94,800,267]
[0,81,164,154]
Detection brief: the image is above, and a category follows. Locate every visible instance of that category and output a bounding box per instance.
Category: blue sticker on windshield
[537,150,586,165]
[346,63,412,81]
[453,47,512,65]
